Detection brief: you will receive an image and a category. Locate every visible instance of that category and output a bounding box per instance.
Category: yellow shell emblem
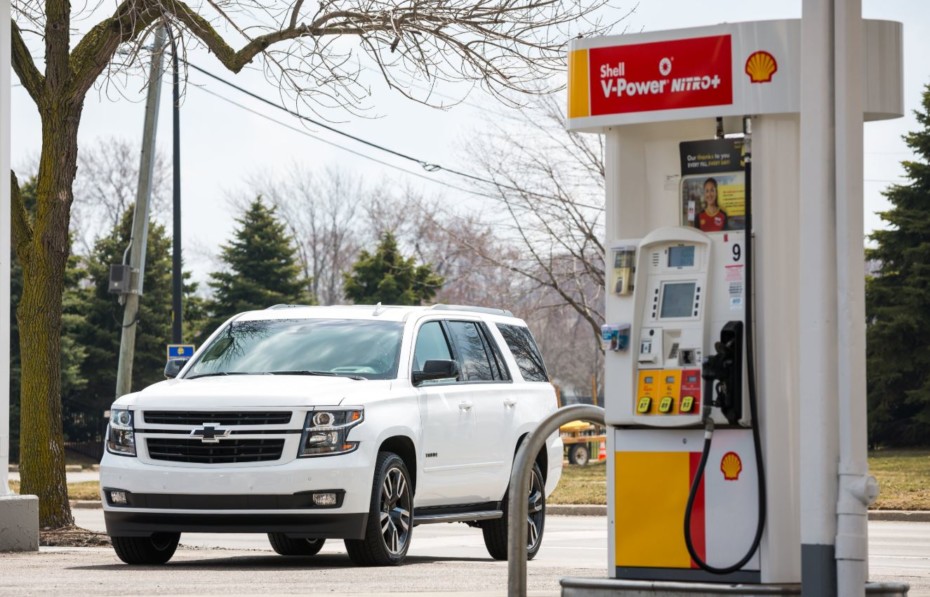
[720,451,743,481]
[745,51,778,84]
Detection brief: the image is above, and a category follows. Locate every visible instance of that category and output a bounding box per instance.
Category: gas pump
[605,137,764,581]
[561,17,904,594]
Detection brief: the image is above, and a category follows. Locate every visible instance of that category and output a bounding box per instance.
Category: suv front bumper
[100,445,374,538]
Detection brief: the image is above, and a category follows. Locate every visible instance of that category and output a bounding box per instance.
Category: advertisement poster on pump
[679,138,746,233]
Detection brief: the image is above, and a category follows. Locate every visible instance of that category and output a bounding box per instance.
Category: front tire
[345,451,413,566]
[111,533,180,565]
[482,461,546,561]
[268,534,326,556]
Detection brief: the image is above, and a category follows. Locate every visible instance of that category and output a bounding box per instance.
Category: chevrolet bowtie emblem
[190,423,230,444]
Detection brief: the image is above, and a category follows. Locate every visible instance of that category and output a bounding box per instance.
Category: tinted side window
[447,321,496,382]
[413,321,453,371]
[496,324,549,382]
[479,323,511,382]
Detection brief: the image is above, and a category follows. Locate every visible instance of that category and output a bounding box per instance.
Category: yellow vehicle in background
[560,419,606,466]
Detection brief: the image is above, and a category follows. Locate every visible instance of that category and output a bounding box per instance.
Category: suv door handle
[458,401,473,411]
[503,398,517,408]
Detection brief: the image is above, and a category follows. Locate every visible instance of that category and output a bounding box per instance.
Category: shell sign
[720,451,743,481]
[745,50,778,83]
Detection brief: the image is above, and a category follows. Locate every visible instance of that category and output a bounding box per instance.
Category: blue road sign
[167,344,195,360]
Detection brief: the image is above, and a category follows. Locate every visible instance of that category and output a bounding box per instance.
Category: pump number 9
[732,243,742,262]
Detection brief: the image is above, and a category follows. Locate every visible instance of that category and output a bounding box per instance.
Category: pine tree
[200,198,310,339]
[866,82,930,447]
[343,232,443,305]
[69,211,204,440]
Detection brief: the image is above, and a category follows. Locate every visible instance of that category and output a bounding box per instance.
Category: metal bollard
[507,404,606,597]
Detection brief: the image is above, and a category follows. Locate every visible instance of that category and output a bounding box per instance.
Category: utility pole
[115,26,167,398]
[169,28,183,344]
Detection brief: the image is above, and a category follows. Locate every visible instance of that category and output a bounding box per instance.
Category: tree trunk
[16,101,81,529]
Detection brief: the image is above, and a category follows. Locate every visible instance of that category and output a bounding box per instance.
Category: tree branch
[289,0,306,30]
[165,0,314,73]
[10,171,34,262]
[45,0,73,92]
[68,1,162,100]
[10,19,44,105]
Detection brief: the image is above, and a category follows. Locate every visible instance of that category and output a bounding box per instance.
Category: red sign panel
[588,35,733,115]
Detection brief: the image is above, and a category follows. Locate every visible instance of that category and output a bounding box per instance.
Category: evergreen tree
[200,198,310,339]
[69,211,204,441]
[866,82,930,447]
[343,232,443,305]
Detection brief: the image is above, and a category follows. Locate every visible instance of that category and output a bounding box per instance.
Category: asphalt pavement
[3,467,930,596]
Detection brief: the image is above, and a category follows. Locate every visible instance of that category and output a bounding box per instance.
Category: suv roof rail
[430,304,514,317]
[266,304,313,309]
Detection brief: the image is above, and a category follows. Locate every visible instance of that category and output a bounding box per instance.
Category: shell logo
[720,451,743,481]
[745,51,778,84]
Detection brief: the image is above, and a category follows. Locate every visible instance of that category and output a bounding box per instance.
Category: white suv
[100,304,562,566]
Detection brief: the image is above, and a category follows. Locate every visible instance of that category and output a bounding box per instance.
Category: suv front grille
[143,411,292,425]
[146,438,285,463]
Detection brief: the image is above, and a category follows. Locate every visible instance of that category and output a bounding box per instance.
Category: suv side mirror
[413,359,460,385]
[164,358,190,379]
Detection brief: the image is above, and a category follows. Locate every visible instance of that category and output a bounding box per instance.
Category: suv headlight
[298,407,363,457]
[106,408,136,457]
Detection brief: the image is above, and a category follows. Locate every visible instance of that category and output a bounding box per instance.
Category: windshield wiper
[185,371,254,380]
[268,370,365,381]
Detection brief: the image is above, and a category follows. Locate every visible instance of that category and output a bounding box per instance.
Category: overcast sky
[10,1,929,281]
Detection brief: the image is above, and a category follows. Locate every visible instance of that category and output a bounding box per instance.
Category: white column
[834,0,874,595]
[2,0,13,496]
[799,0,840,594]
[1,8,39,555]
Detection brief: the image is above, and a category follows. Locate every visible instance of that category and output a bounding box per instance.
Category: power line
[192,84,484,198]
[184,61,604,212]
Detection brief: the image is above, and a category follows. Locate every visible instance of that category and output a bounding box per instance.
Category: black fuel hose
[683,122,768,575]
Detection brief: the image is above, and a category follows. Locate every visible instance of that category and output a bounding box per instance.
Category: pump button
[680,396,695,413]
[658,397,674,413]
[637,397,652,414]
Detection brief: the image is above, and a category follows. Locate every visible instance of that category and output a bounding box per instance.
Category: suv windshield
[185,318,403,380]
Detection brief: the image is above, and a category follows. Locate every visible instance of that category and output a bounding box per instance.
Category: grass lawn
[549,449,930,510]
[7,480,100,501]
[6,450,928,509]
[868,449,930,510]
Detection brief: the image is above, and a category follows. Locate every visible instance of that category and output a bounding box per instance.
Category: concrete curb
[65,500,930,523]
[547,505,930,522]
[868,510,930,522]
[549,504,607,517]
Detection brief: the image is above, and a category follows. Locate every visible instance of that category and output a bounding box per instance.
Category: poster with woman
[679,138,745,232]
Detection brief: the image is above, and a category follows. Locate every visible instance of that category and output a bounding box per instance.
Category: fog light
[313,493,337,507]
[110,490,128,505]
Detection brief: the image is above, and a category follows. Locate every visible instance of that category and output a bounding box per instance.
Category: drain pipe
[833,1,878,594]
[508,404,605,597]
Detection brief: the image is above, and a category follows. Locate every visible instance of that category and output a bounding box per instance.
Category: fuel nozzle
[701,321,744,425]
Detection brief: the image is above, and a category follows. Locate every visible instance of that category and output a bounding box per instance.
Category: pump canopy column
[563,17,902,595]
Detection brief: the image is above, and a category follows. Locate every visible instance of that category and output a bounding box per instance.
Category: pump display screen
[668,245,695,268]
[659,282,696,319]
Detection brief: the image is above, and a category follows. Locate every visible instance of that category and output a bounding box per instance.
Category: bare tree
[71,138,170,255]
[462,94,606,341]
[365,190,524,308]
[254,167,365,304]
[10,0,617,527]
